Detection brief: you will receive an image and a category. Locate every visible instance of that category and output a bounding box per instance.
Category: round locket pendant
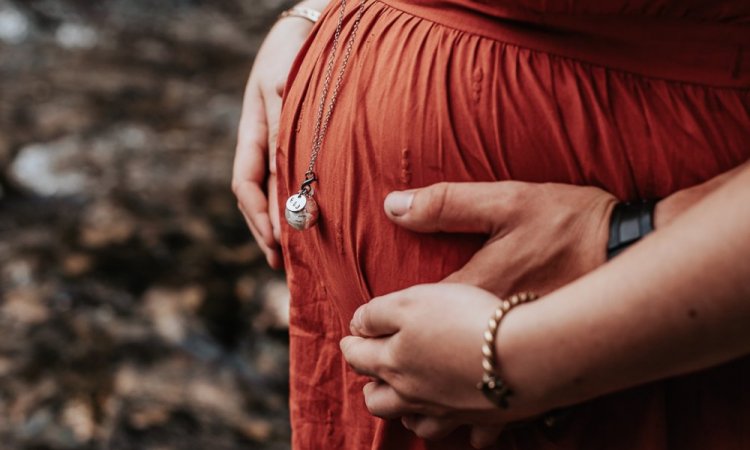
[285,193,319,231]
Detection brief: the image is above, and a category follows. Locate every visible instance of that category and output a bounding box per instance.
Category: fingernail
[350,307,363,333]
[385,191,414,217]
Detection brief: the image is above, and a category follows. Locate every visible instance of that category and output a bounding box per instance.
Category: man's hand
[384,181,617,296]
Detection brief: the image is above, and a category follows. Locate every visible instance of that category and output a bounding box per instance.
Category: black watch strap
[607,200,657,260]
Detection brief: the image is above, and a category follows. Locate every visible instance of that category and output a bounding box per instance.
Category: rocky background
[0,0,294,448]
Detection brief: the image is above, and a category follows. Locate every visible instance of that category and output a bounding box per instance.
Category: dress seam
[371,0,750,92]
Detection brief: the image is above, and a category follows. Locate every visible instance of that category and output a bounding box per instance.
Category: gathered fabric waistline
[375,0,750,88]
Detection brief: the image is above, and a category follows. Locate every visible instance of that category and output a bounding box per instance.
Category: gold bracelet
[278,6,322,24]
[477,292,538,408]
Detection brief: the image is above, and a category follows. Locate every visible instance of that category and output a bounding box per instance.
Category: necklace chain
[304,0,368,184]
[285,0,367,230]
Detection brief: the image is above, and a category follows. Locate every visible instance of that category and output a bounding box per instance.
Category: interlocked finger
[470,425,504,449]
[362,382,427,419]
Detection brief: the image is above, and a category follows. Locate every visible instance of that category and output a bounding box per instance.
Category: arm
[380,162,748,298]
[502,163,750,413]
[340,162,750,444]
[653,161,748,228]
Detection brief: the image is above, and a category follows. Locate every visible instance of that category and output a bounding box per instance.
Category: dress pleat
[276,1,750,448]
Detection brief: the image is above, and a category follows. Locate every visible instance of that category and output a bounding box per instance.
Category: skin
[383,182,618,297]
[379,163,746,301]
[340,162,750,448]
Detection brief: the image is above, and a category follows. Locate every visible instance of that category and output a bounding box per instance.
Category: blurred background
[0,0,294,448]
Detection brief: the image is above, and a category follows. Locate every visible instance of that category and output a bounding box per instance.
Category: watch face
[286,194,307,213]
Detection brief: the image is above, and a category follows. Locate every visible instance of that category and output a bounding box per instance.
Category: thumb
[384,182,508,234]
[349,294,401,337]
[470,425,504,449]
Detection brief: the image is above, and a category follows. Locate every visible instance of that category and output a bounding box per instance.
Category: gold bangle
[278,6,322,24]
[477,292,538,409]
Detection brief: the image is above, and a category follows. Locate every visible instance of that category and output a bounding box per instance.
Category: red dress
[276,0,750,448]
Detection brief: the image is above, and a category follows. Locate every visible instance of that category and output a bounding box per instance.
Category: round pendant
[285,193,319,231]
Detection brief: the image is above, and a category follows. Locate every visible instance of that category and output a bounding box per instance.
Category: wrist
[272,9,316,40]
[294,0,330,14]
[606,200,657,260]
[494,300,559,415]
[478,293,539,409]
[594,196,618,265]
[276,1,327,29]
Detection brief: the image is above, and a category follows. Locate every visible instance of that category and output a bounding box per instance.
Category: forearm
[501,162,750,412]
[654,161,749,228]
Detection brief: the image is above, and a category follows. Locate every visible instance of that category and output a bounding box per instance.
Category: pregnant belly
[276,0,750,324]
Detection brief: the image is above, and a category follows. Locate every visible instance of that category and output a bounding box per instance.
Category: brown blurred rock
[2,287,49,325]
[62,253,93,276]
[80,201,137,248]
[0,0,293,448]
[143,286,205,343]
[61,398,95,443]
[128,405,171,430]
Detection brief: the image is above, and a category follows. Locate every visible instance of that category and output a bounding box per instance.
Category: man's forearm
[502,162,750,412]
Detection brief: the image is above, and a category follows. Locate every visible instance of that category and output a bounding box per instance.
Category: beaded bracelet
[477,292,538,408]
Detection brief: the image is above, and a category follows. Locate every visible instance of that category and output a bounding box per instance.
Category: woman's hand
[340,284,545,445]
[384,181,617,296]
[232,8,320,269]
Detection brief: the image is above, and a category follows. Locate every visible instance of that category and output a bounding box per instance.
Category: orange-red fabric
[276,1,750,448]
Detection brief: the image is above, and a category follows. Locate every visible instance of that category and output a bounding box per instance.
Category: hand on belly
[383,180,617,297]
[339,180,617,446]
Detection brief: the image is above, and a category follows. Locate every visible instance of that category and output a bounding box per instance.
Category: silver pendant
[285,193,319,231]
